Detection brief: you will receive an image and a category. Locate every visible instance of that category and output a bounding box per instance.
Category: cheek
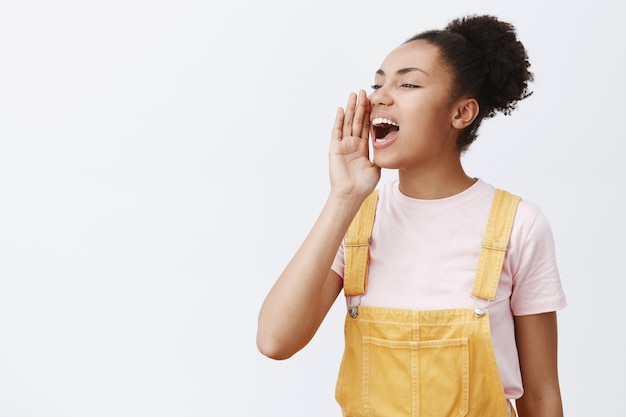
[408,109,445,131]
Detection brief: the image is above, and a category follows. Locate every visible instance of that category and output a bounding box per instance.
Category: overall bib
[335,189,520,417]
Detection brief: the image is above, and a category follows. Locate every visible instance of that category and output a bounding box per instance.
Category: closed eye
[371,83,420,90]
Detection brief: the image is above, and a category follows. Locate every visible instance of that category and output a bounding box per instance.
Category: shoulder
[376,180,397,200]
[482,182,548,235]
[481,183,555,245]
[513,197,554,243]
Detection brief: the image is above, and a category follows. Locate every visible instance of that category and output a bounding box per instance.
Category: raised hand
[329,90,381,199]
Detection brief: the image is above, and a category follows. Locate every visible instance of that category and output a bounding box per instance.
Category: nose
[369,85,392,106]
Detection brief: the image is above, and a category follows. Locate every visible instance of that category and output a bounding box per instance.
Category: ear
[451,98,479,129]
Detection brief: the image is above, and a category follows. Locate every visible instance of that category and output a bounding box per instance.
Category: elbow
[256,331,297,361]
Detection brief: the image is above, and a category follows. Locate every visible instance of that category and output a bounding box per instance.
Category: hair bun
[446,15,533,116]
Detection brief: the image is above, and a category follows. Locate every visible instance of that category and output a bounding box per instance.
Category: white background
[0,0,623,416]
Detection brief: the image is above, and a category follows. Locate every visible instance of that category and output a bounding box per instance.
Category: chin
[372,154,399,170]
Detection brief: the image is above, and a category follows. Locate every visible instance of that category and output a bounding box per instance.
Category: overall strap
[343,190,378,297]
[471,189,521,301]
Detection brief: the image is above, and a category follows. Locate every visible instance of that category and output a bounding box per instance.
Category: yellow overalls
[335,189,520,417]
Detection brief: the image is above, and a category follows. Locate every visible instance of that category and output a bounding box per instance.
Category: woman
[257,14,566,417]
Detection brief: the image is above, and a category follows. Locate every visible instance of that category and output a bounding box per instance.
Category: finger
[342,92,357,139]
[331,107,344,142]
[358,92,371,140]
[351,90,368,140]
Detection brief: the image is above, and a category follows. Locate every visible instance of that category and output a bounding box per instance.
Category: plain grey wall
[0,0,623,416]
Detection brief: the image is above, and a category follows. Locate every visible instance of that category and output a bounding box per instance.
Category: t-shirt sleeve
[510,206,567,316]
[331,241,345,279]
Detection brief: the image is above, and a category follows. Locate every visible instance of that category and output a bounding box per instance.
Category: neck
[397,162,476,200]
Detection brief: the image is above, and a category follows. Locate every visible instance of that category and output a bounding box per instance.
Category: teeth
[371,117,398,127]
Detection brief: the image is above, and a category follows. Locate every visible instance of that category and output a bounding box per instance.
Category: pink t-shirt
[331,179,567,399]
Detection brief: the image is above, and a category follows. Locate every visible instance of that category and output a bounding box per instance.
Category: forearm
[257,193,364,359]
[514,312,564,417]
[515,391,563,417]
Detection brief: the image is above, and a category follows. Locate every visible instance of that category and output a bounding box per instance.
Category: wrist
[326,190,369,215]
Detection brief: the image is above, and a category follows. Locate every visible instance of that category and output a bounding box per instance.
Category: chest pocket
[363,336,469,417]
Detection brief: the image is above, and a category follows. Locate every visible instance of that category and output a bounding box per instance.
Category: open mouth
[371,117,399,142]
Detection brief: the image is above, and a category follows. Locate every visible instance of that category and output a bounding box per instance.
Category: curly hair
[406,15,533,151]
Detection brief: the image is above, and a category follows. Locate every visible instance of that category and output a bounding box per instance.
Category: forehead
[377,39,445,76]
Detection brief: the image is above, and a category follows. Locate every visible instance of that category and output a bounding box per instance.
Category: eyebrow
[376,67,430,77]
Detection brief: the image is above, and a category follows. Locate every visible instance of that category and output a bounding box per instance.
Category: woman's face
[369,39,461,171]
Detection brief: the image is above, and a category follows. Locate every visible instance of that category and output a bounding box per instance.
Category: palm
[329,90,381,198]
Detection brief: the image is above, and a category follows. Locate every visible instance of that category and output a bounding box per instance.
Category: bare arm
[256,197,359,360]
[514,312,564,417]
[256,90,380,360]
